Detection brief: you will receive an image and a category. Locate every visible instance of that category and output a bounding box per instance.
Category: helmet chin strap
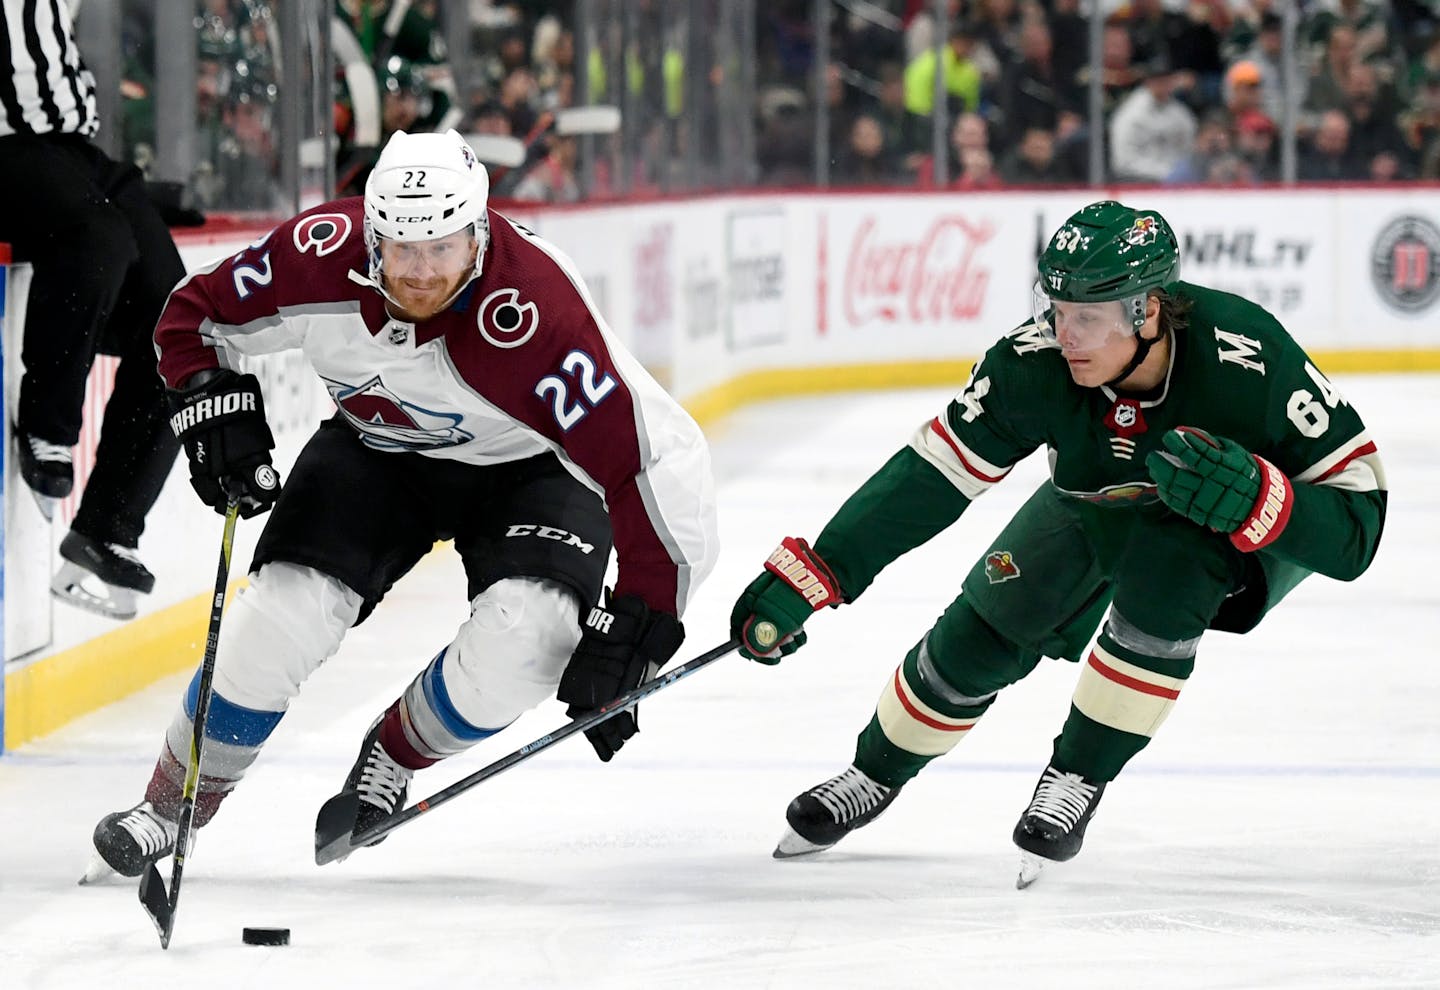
[1104,332,1156,388]
[1104,293,1161,388]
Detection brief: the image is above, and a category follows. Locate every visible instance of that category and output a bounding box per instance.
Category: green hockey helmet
[381,55,427,98]
[1036,201,1180,332]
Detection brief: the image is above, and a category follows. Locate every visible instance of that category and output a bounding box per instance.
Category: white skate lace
[813,765,891,824]
[357,742,411,812]
[1026,767,1098,832]
[119,803,177,857]
[27,436,72,464]
[106,544,145,566]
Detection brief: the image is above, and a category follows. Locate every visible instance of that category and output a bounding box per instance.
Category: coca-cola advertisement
[827,209,999,336]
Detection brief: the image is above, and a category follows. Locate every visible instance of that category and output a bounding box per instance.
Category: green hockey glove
[1146,427,1294,551]
[729,537,845,664]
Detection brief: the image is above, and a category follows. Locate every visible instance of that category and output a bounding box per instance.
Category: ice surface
[2,374,1436,988]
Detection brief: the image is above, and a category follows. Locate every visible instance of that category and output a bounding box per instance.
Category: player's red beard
[386,273,464,321]
[379,244,480,321]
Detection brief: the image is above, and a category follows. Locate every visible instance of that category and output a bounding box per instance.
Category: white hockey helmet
[363,129,490,298]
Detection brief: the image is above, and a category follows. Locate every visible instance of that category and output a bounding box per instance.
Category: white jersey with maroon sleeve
[154,198,718,616]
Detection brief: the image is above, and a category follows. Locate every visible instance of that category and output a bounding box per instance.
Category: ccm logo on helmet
[395,215,435,223]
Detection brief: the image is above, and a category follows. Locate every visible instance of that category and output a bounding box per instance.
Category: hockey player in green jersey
[729,200,1388,887]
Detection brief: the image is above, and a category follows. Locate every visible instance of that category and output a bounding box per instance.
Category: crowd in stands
[762,0,1440,187]
[118,0,1440,215]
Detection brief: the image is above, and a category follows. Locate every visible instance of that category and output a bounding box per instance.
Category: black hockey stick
[139,498,240,949]
[315,638,740,865]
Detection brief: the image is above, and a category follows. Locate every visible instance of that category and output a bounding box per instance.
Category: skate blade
[772,825,833,860]
[29,489,57,521]
[51,562,138,620]
[78,852,119,886]
[1016,851,1047,889]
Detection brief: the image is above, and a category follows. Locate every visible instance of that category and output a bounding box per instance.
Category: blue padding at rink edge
[182,669,284,747]
[421,649,502,743]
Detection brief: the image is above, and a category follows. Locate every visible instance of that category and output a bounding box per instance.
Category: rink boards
[3,184,1439,751]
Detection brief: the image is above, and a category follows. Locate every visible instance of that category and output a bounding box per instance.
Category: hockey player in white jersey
[86,129,718,879]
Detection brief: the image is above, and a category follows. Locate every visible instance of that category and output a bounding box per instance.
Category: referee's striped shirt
[0,0,98,138]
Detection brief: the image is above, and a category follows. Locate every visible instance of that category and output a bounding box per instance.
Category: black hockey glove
[168,370,281,519]
[557,593,685,762]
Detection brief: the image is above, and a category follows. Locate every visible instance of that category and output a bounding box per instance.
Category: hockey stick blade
[313,791,363,866]
[138,864,175,948]
[314,639,739,864]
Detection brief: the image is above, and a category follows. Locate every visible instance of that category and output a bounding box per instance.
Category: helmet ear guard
[1124,292,1147,332]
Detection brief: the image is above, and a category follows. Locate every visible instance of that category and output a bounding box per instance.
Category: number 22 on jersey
[536,350,617,431]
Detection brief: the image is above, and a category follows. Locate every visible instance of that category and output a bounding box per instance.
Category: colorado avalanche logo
[293,213,353,257]
[477,287,540,348]
[324,375,473,451]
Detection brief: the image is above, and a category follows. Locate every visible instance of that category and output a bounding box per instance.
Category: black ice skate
[51,530,156,620]
[1012,764,1106,889]
[82,801,178,883]
[314,719,413,865]
[773,764,899,859]
[15,427,72,517]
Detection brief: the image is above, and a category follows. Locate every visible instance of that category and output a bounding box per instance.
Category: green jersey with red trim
[812,281,1387,601]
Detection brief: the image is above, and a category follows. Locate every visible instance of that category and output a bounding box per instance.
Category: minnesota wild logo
[984,550,1021,584]
[1126,216,1159,246]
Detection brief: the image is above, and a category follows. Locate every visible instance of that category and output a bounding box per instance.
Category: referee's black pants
[0,133,183,547]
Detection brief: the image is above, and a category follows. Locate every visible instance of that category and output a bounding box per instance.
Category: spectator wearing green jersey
[730,200,1388,888]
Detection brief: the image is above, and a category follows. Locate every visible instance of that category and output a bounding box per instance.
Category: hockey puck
[241,927,290,946]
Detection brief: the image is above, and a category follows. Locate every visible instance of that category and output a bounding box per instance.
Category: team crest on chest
[984,550,1021,584]
[478,287,540,348]
[293,213,353,257]
[323,374,474,451]
[1103,398,1147,460]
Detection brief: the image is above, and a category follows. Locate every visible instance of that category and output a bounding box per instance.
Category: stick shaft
[141,500,240,947]
[351,638,739,848]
